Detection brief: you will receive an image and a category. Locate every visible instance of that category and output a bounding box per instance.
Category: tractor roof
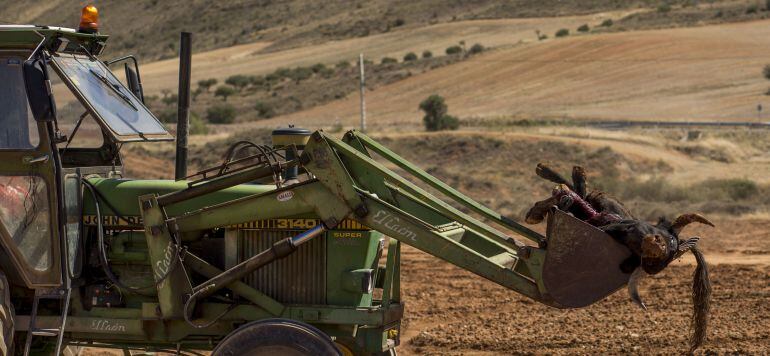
[0,25,108,55]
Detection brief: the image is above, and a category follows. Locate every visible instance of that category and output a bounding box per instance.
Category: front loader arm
[300,131,552,305]
[143,130,629,315]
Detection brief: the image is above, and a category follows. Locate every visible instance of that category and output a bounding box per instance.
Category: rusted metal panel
[542,209,631,308]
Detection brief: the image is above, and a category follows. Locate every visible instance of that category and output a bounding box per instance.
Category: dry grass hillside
[247,19,770,129]
[0,0,753,61]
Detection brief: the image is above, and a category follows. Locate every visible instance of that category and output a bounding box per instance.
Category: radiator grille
[238,229,326,304]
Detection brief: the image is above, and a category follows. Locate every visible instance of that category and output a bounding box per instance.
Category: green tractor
[0,6,633,356]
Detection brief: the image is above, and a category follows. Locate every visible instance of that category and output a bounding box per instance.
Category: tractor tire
[211,319,341,356]
[0,272,14,356]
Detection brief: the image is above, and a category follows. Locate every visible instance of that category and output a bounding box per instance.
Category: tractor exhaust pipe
[175,32,192,180]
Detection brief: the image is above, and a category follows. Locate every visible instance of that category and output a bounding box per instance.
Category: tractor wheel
[211,319,341,356]
[0,272,14,356]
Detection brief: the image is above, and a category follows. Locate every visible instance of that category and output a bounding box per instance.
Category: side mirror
[23,58,57,122]
[124,63,144,103]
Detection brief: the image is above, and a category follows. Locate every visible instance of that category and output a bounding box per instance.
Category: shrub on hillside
[393,18,405,27]
[422,50,433,59]
[311,63,327,73]
[225,75,251,91]
[189,112,209,135]
[555,28,569,37]
[250,75,266,87]
[746,4,758,13]
[265,73,280,83]
[206,103,237,124]
[214,85,237,101]
[274,67,292,79]
[445,45,462,55]
[469,43,484,55]
[336,61,351,69]
[381,57,398,64]
[156,108,177,123]
[254,101,275,119]
[288,67,314,83]
[657,3,671,13]
[699,178,758,201]
[577,24,590,32]
[197,78,218,92]
[601,19,613,27]
[161,94,178,106]
[764,64,770,80]
[403,52,418,61]
[419,94,460,131]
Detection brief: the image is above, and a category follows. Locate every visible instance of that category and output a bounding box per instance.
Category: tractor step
[31,329,59,337]
[23,287,72,356]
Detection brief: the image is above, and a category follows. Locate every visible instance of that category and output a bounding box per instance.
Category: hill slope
[246,19,770,126]
[0,0,671,61]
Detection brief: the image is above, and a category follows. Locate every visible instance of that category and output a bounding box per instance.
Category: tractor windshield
[50,53,173,142]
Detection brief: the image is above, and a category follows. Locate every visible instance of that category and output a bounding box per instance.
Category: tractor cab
[0,22,170,290]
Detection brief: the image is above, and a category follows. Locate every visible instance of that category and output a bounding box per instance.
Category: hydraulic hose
[82,180,183,294]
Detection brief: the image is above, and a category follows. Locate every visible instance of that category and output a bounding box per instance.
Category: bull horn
[671,213,715,234]
[627,267,647,311]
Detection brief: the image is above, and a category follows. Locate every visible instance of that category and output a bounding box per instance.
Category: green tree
[600,19,614,27]
[763,64,770,80]
[403,52,418,61]
[381,57,398,64]
[419,94,460,131]
[468,43,484,55]
[555,28,569,37]
[214,85,237,101]
[445,45,462,55]
[226,75,251,91]
[197,78,218,92]
[577,24,590,32]
[422,50,433,59]
[206,103,237,124]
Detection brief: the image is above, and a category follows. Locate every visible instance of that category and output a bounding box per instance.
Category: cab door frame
[0,50,63,288]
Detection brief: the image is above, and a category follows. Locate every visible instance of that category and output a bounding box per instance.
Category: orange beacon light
[78,4,99,33]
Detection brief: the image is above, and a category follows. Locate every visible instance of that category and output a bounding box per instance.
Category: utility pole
[359,53,366,132]
[175,32,192,180]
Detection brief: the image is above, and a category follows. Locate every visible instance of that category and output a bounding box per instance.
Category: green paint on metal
[326,230,382,307]
[138,194,192,318]
[351,131,545,245]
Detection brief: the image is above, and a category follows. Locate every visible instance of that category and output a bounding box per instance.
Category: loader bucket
[541,208,632,308]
